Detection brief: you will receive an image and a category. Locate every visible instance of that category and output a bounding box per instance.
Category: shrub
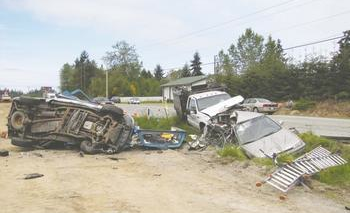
[292,99,316,111]
[217,145,247,161]
[299,132,350,187]
[335,91,349,101]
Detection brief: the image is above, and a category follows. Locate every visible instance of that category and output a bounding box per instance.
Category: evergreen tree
[190,52,203,76]
[154,64,164,80]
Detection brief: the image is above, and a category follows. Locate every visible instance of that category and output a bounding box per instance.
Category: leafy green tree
[228,28,264,74]
[330,30,350,99]
[181,63,191,77]
[190,52,203,76]
[60,63,75,91]
[103,41,141,79]
[154,64,164,80]
[141,68,153,78]
[218,50,235,75]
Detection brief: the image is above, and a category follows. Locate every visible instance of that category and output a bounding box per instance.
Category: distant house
[160,75,208,101]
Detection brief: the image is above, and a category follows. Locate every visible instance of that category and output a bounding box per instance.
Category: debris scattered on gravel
[0,149,9,156]
[24,173,44,180]
[0,131,8,139]
[32,153,43,158]
[108,157,126,161]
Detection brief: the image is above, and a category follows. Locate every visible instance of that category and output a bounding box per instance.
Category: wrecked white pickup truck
[173,87,305,158]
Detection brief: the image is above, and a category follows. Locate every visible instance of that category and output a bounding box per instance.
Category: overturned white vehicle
[173,87,305,158]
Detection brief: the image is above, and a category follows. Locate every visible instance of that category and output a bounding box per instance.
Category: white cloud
[2,0,189,41]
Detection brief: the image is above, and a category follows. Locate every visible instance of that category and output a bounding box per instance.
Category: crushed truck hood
[201,95,244,117]
[241,128,305,158]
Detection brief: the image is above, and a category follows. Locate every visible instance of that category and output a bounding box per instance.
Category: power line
[140,0,331,52]
[271,10,349,34]
[283,35,345,50]
[163,34,346,71]
[146,10,349,61]
[141,0,297,48]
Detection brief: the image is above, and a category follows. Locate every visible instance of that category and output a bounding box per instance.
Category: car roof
[189,91,228,99]
[235,110,264,123]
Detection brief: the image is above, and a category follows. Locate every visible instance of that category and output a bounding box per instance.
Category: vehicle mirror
[278,120,284,126]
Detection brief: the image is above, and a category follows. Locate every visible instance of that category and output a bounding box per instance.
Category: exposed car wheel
[11,137,34,147]
[253,108,259,112]
[18,96,42,105]
[100,105,124,117]
[80,140,100,154]
[10,111,26,130]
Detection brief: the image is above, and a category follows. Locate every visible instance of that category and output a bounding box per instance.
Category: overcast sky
[0,0,349,91]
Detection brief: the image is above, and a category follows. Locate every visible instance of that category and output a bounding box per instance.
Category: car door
[186,98,199,128]
[242,98,251,109]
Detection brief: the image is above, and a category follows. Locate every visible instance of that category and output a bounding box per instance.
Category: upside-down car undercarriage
[7,96,134,154]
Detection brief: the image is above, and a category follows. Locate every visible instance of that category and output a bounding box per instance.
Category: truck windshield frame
[197,94,231,111]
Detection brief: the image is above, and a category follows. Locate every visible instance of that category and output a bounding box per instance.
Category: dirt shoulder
[275,100,350,119]
[0,139,349,213]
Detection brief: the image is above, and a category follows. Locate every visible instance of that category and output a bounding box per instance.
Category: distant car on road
[110,96,121,103]
[93,97,113,105]
[241,98,278,114]
[128,97,141,104]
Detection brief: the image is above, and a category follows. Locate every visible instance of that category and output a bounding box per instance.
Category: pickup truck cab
[186,91,243,131]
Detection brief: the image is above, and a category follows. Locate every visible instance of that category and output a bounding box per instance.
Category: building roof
[160,75,207,87]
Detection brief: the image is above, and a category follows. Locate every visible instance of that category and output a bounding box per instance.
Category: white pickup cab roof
[189,91,228,100]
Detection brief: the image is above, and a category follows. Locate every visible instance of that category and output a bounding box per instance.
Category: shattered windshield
[234,115,281,145]
[197,94,231,111]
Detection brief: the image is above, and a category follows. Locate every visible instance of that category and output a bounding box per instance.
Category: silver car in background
[128,97,141,104]
[241,98,278,114]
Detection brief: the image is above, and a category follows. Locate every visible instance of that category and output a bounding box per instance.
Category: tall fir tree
[154,64,164,80]
[190,52,203,76]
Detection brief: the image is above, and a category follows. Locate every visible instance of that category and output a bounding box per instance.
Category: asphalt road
[118,103,350,139]
[269,115,350,139]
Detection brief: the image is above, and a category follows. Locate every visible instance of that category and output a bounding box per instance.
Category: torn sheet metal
[258,146,347,193]
[136,127,186,149]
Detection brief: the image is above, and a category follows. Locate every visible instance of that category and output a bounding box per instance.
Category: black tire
[100,105,124,117]
[10,111,26,130]
[253,107,259,113]
[11,137,34,147]
[18,96,43,105]
[80,140,100,154]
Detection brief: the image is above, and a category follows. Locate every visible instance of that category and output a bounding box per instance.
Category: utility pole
[105,69,108,98]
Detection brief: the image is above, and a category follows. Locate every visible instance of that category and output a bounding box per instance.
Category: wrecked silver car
[7,95,134,154]
[233,111,305,158]
[199,110,305,158]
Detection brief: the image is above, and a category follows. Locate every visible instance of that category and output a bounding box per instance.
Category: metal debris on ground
[32,153,43,158]
[24,173,44,180]
[257,146,347,193]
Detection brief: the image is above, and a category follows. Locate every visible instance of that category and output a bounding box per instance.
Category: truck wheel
[80,140,100,154]
[18,96,42,105]
[10,111,26,130]
[100,105,124,117]
[253,108,259,112]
